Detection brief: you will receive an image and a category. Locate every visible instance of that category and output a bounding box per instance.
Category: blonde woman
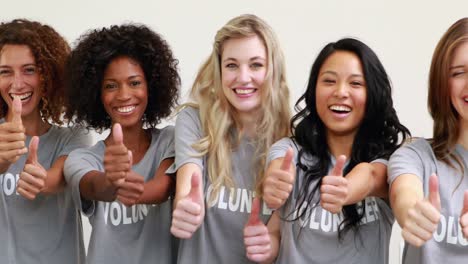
[389,17,468,263]
[169,14,290,263]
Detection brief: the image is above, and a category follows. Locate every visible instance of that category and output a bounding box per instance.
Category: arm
[79,170,118,202]
[137,158,175,204]
[264,210,281,264]
[344,161,388,204]
[390,173,424,228]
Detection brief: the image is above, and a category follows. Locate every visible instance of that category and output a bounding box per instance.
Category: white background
[4,1,468,263]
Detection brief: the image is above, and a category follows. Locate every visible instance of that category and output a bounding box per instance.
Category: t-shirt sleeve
[57,127,93,157]
[387,139,428,186]
[266,137,298,167]
[166,107,204,175]
[64,147,101,216]
[371,158,388,166]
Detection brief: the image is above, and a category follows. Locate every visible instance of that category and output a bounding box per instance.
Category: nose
[11,72,25,90]
[334,81,349,98]
[116,85,131,101]
[236,65,252,84]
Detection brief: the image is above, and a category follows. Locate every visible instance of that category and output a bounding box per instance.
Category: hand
[17,136,47,200]
[459,190,468,238]
[116,151,145,207]
[104,123,130,186]
[244,197,271,262]
[263,147,294,209]
[402,174,441,247]
[0,97,27,168]
[320,155,348,214]
[171,172,204,239]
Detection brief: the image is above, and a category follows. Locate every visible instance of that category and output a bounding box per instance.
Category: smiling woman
[0,19,92,264]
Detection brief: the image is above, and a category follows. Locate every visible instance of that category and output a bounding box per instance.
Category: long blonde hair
[187,14,290,199]
[429,17,468,170]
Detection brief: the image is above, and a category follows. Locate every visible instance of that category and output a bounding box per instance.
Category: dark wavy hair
[291,38,410,239]
[65,24,180,130]
[0,19,70,124]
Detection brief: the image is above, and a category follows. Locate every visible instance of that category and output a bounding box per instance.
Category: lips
[115,105,136,113]
[233,88,257,95]
[9,92,32,101]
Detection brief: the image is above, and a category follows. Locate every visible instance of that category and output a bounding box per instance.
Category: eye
[103,83,117,90]
[24,67,36,75]
[130,80,141,87]
[452,71,465,77]
[250,62,264,70]
[350,81,364,87]
[225,63,238,69]
[323,79,336,84]
[0,69,11,76]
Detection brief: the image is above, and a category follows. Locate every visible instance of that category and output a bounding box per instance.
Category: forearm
[174,163,203,205]
[138,175,174,204]
[42,166,65,194]
[390,174,424,227]
[79,171,118,202]
[262,211,281,264]
[344,162,388,205]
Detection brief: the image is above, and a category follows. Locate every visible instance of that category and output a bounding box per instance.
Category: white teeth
[329,105,351,112]
[464,98,468,102]
[116,106,135,113]
[234,88,255,94]
[11,92,32,100]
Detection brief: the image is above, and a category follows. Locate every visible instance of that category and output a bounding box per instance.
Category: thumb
[187,172,202,204]
[112,123,123,144]
[128,150,133,167]
[11,97,22,124]
[331,155,346,176]
[428,173,441,211]
[247,197,261,226]
[26,136,39,164]
[280,147,294,171]
[462,190,468,215]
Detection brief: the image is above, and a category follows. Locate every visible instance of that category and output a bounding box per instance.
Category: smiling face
[221,35,267,116]
[0,44,43,120]
[315,50,367,138]
[101,56,148,129]
[450,41,468,128]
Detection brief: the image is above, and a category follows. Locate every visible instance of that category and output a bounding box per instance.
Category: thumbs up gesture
[459,191,468,238]
[104,123,130,187]
[17,136,47,200]
[0,97,27,169]
[263,147,295,209]
[116,151,145,207]
[402,174,441,247]
[171,172,204,239]
[244,197,271,262]
[320,155,348,214]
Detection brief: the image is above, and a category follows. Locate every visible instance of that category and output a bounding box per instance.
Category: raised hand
[17,136,47,200]
[171,172,204,239]
[116,151,145,207]
[263,147,294,209]
[320,155,348,214]
[0,97,27,169]
[402,174,441,247]
[104,123,130,186]
[459,191,468,238]
[244,197,271,262]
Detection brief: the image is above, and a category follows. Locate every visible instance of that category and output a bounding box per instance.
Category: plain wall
[4,1,468,263]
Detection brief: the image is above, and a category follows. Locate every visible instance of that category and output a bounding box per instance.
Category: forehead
[104,56,144,77]
[221,35,266,60]
[0,44,35,65]
[451,41,468,66]
[320,51,364,76]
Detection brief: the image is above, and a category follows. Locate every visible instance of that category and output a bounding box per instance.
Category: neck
[326,130,355,159]
[237,111,259,138]
[106,122,150,156]
[7,109,50,136]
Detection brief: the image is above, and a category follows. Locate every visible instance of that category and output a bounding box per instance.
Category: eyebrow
[320,71,363,78]
[103,75,143,82]
[0,63,36,68]
[449,65,465,70]
[222,56,266,63]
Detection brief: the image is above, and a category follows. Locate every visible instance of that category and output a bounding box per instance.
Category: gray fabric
[170,107,272,264]
[388,138,468,264]
[64,127,176,264]
[268,137,394,264]
[0,123,92,264]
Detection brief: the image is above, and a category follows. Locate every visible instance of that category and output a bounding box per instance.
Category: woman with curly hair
[388,17,468,264]
[0,19,92,263]
[249,38,410,263]
[169,14,291,263]
[64,23,179,264]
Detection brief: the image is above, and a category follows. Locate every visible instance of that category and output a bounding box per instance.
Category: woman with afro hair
[64,24,180,264]
[0,19,92,263]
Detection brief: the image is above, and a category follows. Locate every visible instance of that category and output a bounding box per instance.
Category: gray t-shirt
[0,123,92,264]
[388,138,468,264]
[169,107,272,264]
[269,137,394,264]
[64,127,176,264]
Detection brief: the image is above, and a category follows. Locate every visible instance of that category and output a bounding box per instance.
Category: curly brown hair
[0,19,70,124]
[65,24,180,131]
